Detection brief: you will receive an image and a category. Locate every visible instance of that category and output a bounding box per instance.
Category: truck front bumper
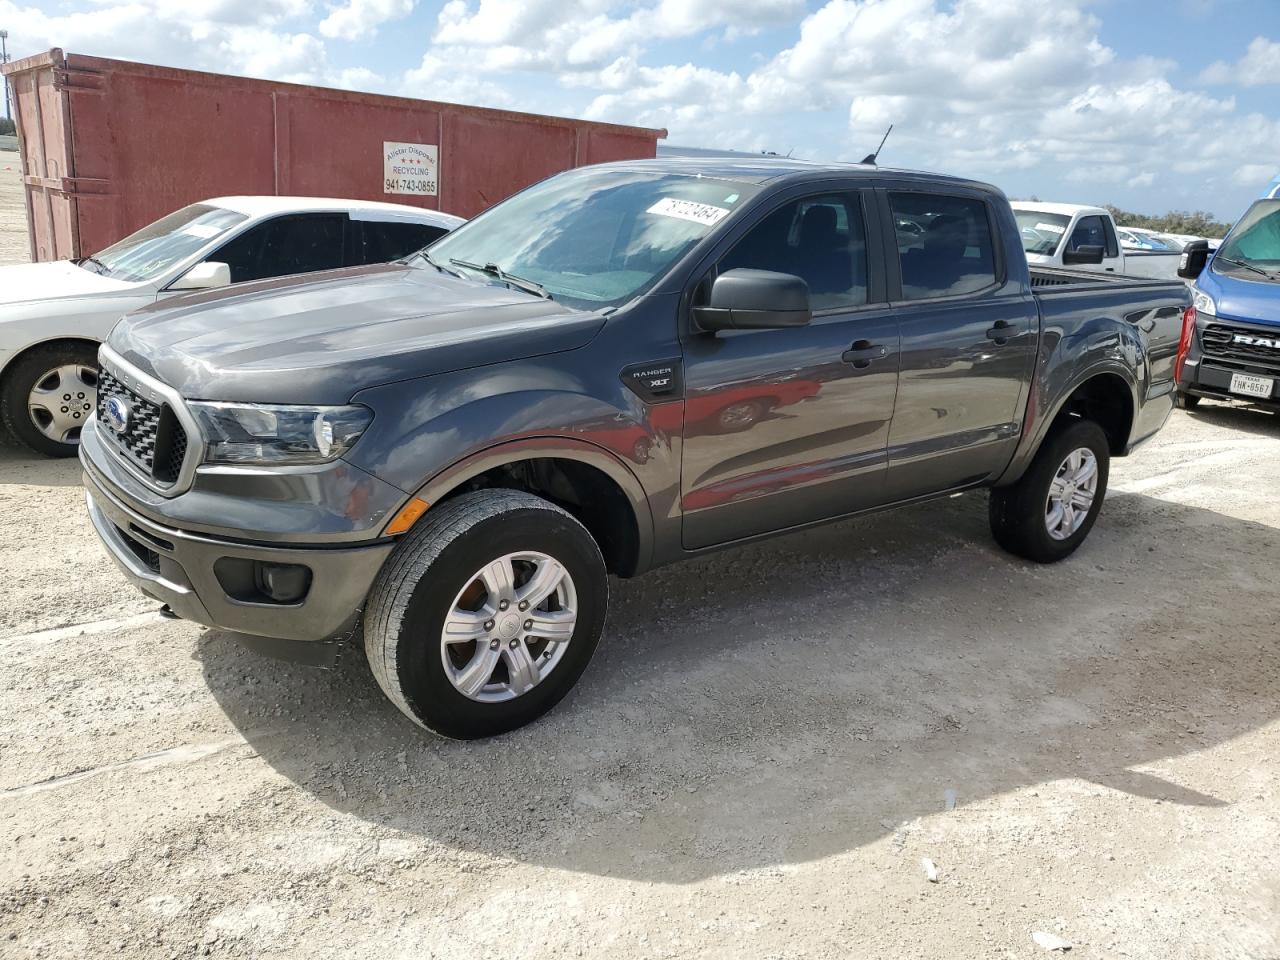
[83,463,395,654]
[1179,357,1280,413]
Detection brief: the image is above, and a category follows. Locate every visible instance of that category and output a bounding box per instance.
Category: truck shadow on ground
[1184,400,1280,437]
[198,489,1278,883]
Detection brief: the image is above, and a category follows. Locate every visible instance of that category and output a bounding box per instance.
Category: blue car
[1176,194,1280,410]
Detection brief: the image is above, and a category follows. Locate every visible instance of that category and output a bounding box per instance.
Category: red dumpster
[2,49,666,262]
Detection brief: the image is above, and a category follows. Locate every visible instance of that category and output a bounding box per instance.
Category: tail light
[1174,305,1196,383]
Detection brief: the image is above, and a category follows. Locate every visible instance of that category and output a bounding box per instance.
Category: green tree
[1105,204,1232,239]
[0,117,15,137]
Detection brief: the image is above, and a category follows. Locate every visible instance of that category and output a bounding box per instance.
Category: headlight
[190,402,372,465]
[1192,288,1216,316]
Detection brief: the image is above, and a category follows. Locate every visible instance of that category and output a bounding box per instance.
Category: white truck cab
[1011,202,1124,274]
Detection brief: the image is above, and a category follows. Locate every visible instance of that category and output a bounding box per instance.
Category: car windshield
[1013,211,1069,255]
[87,204,249,283]
[1213,200,1280,282]
[422,168,761,309]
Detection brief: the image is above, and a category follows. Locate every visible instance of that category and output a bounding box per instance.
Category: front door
[882,189,1039,500]
[680,189,901,550]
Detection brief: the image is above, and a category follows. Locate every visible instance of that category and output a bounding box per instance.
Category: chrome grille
[96,367,189,486]
[1201,322,1280,376]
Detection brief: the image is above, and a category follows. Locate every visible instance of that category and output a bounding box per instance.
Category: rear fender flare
[998,359,1140,486]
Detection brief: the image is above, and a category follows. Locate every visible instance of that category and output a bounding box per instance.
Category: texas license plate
[1229,372,1275,399]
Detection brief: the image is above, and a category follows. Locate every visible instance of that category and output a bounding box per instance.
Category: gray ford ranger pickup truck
[81,158,1193,739]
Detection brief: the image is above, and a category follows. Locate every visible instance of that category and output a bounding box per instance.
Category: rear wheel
[1,343,99,457]
[989,419,1110,563]
[364,489,608,739]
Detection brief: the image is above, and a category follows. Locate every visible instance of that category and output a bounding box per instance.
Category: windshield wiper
[1214,255,1280,281]
[408,249,466,278]
[449,258,552,299]
[72,256,111,276]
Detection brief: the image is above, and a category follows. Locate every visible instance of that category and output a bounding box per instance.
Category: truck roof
[590,156,1000,192]
[1011,200,1109,218]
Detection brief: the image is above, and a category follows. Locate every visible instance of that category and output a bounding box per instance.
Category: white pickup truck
[1012,202,1181,281]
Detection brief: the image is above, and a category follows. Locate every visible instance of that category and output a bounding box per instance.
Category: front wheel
[1175,391,1201,410]
[989,419,1110,563]
[0,343,99,457]
[364,489,608,739]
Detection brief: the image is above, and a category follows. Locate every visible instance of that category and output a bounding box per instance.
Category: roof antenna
[861,124,893,165]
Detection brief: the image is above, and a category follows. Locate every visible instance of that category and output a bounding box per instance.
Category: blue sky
[5,0,1279,220]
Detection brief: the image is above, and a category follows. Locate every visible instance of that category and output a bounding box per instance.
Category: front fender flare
[407,435,656,575]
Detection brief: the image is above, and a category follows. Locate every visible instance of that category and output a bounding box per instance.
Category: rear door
[882,188,1038,500]
[348,218,450,265]
[679,186,901,549]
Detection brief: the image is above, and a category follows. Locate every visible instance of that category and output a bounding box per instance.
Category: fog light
[254,562,312,603]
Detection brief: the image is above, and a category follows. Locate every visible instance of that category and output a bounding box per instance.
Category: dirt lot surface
[1,168,1278,959]
[1,161,28,265]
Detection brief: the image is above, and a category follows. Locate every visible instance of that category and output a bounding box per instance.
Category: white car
[0,197,463,456]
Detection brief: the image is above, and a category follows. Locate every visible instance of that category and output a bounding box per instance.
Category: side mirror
[1178,240,1211,280]
[692,268,812,332]
[1062,245,1105,266]
[171,261,232,291]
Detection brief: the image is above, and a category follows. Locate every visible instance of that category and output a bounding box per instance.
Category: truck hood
[1197,263,1280,327]
[0,260,135,306]
[108,264,606,404]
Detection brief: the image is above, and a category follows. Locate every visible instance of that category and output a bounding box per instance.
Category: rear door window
[889,193,997,300]
[352,220,449,265]
[718,192,869,311]
[211,214,347,283]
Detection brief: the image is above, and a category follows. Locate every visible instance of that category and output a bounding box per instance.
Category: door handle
[985,321,1020,344]
[842,340,888,369]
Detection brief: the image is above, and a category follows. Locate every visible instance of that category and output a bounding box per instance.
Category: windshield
[423,168,761,309]
[1213,200,1280,281]
[88,204,249,283]
[1013,211,1069,256]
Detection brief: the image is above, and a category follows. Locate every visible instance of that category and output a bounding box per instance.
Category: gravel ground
[1,167,1279,959]
[0,161,29,266]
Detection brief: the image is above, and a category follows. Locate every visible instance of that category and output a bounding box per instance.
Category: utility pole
[1,31,10,124]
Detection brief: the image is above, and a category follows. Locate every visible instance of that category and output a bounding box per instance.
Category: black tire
[1175,391,1201,410]
[1,342,99,458]
[364,489,608,739]
[989,419,1110,564]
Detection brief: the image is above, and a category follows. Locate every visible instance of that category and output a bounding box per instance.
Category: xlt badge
[621,359,684,402]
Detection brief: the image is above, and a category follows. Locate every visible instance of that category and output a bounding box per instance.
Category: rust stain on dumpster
[2,49,666,261]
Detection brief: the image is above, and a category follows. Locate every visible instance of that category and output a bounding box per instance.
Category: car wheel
[364,489,608,739]
[0,343,99,458]
[988,419,1110,564]
[1175,391,1201,410]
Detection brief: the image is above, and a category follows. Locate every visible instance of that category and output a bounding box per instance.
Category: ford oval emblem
[104,396,131,434]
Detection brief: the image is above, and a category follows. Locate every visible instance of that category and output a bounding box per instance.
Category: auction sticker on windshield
[384,142,439,196]
[646,197,731,226]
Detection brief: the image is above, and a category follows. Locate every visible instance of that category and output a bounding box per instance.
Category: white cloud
[0,0,330,82]
[1201,36,1280,86]
[1233,163,1275,188]
[432,0,803,71]
[319,0,415,41]
[531,0,1280,215]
